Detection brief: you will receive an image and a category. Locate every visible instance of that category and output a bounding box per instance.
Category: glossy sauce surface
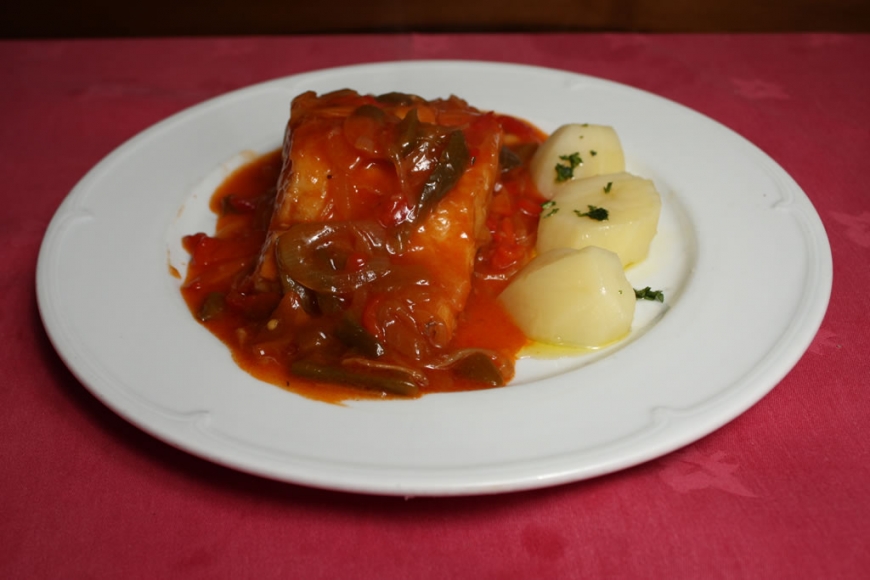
[181,92,547,402]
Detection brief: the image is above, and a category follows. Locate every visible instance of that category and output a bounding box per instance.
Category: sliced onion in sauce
[275,221,391,295]
[428,348,510,387]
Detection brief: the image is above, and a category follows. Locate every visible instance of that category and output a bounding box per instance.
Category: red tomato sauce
[180,100,547,403]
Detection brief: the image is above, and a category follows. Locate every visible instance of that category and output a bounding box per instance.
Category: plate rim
[36,60,833,496]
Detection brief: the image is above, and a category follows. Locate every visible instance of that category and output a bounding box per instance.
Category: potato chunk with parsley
[536,172,661,268]
[530,124,625,199]
[498,247,635,347]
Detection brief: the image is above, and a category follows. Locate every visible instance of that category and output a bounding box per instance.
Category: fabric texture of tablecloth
[1,34,868,579]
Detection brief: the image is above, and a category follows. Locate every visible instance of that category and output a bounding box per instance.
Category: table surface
[2,34,868,579]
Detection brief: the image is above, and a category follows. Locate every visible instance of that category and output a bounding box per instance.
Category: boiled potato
[530,124,625,199]
[498,247,635,347]
[536,172,661,267]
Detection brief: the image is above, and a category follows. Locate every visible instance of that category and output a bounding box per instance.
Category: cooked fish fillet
[252,89,503,360]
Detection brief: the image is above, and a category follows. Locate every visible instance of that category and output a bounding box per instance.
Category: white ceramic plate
[36,61,831,496]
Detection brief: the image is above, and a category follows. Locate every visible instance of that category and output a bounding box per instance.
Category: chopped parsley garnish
[590,150,598,156]
[604,181,613,193]
[574,205,609,221]
[541,200,559,218]
[634,287,665,302]
[554,152,583,182]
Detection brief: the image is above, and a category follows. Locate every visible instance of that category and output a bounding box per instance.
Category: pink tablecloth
[2,34,868,579]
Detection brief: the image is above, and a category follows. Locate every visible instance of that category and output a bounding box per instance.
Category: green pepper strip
[395,108,420,157]
[412,129,469,224]
[291,360,419,397]
[451,352,505,387]
[335,318,385,359]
